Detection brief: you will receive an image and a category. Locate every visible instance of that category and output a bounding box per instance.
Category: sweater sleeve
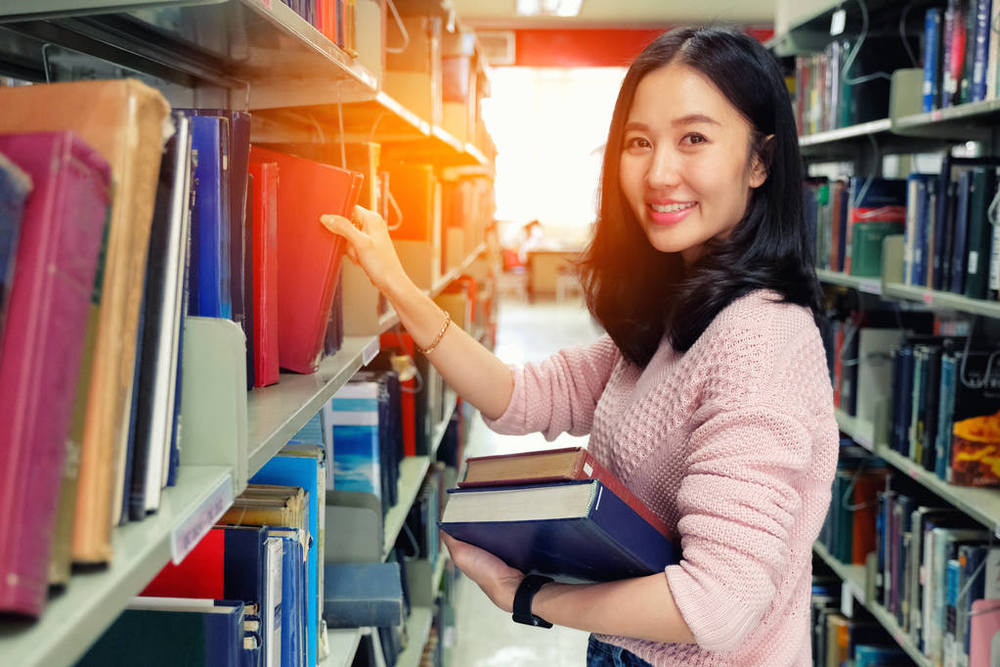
[482,334,620,440]
[663,329,825,652]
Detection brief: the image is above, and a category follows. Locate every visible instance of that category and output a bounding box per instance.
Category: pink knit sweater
[484,290,839,666]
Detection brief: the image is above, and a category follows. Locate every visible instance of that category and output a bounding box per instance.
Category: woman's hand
[321,205,411,296]
[441,532,525,613]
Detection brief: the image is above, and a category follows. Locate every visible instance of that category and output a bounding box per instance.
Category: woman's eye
[625,136,651,150]
[683,133,707,145]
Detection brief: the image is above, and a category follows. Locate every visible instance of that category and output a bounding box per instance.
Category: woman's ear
[749,134,775,188]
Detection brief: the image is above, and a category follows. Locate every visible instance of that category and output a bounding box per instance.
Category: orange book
[0,79,170,562]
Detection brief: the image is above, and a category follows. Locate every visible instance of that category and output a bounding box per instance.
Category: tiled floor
[448,294,603,667]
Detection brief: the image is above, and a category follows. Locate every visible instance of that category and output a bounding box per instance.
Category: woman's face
[619,62,767,265]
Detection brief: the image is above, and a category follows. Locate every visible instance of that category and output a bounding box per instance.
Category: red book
[248,146,362,374]
[0,131,111,616]
[380,332,417,456]
[250,161,280,387]
[458,446,673,539]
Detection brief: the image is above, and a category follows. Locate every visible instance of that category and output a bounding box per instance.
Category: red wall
[509,27,775,68]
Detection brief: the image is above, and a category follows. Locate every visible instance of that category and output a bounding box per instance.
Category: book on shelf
[0,79,171,563]
[322,561,405,628]
[969,599,1000,667]
[247,145,362,374]
[249,160,280,387]
[127,113,194,521]
[78,598,259,667]
[963,167,996,300]
[0,131,111,615]
[0,150,30,335]
[440,476,678,583]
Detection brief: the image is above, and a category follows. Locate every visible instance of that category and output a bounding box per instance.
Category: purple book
[0,131,111,616]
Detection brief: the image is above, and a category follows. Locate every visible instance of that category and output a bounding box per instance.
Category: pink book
[0,131,111,616]
[970,599,1000,667]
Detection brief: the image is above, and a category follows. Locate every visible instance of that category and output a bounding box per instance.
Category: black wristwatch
[512,574,554,628]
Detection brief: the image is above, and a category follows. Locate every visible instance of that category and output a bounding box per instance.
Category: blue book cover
[251,454,321,667]
[323,562,405,628]
[854,643,906,666]
[924,8,943,111]
[186,115,232,319]
[936,352,959,481]
[79,599,246,667]
[972,0,993,101]
[0,151,30,339]
[267,530,304,667]
[330,381,382,500]
[440,479,680,582]
[950,170,973,294]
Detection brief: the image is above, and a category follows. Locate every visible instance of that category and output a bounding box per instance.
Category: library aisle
[450,295,600,666]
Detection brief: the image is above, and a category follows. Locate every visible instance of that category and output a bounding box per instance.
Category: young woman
[322,26,839,667]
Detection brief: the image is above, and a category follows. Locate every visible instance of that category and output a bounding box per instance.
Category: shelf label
[860,280,881,295]
[830,9,847,36]
[362,338,379,366]
[922,293,934,305]
[258,0,273,9]
[841,581,855,617]
[171,474,234,565]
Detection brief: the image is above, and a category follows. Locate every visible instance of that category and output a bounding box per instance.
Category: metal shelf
[816,269,883,296]
[834,409,875,452]
[247,335,379,476]
[323,627,366,667]
[799,118,892,149]
[0,465,234,667]
[882,282,1000,320]
[394,606,434,667]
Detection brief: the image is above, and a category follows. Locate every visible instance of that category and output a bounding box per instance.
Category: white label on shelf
[171,474,234,565]
[841,581,855,617]
[362,338,379,366]
[830,9,847,36]
[259,0,273,9]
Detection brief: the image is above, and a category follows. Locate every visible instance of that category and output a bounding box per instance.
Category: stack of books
[440,447,679,582]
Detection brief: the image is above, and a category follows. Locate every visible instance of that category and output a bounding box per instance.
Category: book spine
[972,0,992,101]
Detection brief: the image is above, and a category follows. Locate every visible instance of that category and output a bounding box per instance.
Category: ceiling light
[516,0,584,17]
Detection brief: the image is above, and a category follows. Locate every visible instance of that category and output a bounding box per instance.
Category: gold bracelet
[417,310,451,355]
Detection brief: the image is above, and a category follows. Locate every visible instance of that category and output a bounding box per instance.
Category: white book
[265,537,284,667]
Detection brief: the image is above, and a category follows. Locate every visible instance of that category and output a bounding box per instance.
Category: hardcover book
[248,146,361,374]
[249,161,280,387]
[0,151,30,338]
[322,562,405,628]
[0,131,111,616]
[440,479,680,582]
[0,79,171,563]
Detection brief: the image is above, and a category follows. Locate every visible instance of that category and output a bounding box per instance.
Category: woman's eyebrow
[624,115,721,132]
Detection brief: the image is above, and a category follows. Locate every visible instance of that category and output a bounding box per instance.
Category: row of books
[922,0,998,112]
[281,0,359,55]
[804,177,906,278]
[809,575,907,667]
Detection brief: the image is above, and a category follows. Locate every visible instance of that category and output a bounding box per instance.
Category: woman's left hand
[440,532,525,613]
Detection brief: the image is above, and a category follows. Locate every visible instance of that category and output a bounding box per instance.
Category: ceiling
[448,0,777,28]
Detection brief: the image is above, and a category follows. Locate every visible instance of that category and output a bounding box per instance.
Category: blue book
[854,643,906,666]
[186,114,231,319]
[330,380,382,502]
[936,351,959,481]
[440,479,680,582]
[79,599,247,667]
[972,0,993,101]
[251,448,324,667]
[905,174,934,285]
[924,8,943,111]
[267,530,304,667]
[950,169,973,294]
[0,151,30,338]
[323,562,405,628]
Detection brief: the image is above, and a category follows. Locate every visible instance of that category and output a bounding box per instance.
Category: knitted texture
[484,290,839,666]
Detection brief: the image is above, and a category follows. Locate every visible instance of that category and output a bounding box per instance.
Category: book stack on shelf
[0,0,497,665]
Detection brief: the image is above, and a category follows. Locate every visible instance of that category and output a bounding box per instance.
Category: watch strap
[512,574,554,628]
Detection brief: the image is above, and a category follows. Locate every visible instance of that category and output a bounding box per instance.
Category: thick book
[964,167,996,300]
[440,479,680,582]
[78,598,248,667]
[322,562,405,628]
[459,446,672,538]
[249,161,279,387]
[0,79,171,563]
[129,114,194,520]
[0,131,111,616]
[248,146,362,374]
[0,151,30,337]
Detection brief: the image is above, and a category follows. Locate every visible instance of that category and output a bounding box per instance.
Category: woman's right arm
[322,206,515,420]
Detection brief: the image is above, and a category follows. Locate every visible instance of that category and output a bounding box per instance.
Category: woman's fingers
[320,214,366,244]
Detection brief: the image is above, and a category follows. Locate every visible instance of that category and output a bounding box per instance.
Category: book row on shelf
[790,0,1000,138]
[0,5,501,667]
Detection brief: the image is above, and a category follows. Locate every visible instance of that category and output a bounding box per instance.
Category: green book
[848,221,904,277]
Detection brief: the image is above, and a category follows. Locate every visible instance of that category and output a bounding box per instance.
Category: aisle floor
[448,294,603,667]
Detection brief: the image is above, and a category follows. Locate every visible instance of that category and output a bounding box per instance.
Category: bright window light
[516,0,584,17]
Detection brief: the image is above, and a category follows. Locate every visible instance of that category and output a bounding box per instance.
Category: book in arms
[0,79,171,563]
[442,448,678,582]
[248,146,362,374]
[0,131,111,616]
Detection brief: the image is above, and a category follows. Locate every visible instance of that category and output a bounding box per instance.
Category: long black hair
[579,26,822,367]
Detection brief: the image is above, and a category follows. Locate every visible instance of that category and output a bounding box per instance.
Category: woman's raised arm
[322,205,514,420]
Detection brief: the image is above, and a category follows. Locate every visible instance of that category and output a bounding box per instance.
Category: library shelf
[834,409,1000,538]
[395,606,435,667]
[881,282,1000,320]
[812,542,932,667]
[816,269,883,296]
[247,335,380,476]
[798,118,892,149]
[323,627,367,667]
[0,465,234,667]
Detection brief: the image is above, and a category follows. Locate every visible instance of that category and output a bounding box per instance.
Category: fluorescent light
[515,0,583,17]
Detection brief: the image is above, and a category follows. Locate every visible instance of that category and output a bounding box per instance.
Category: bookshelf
[0,0,494,664]
[395,606,435,667]
[815,269,882,296]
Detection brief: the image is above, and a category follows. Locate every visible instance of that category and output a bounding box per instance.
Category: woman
[322,26,839,667]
